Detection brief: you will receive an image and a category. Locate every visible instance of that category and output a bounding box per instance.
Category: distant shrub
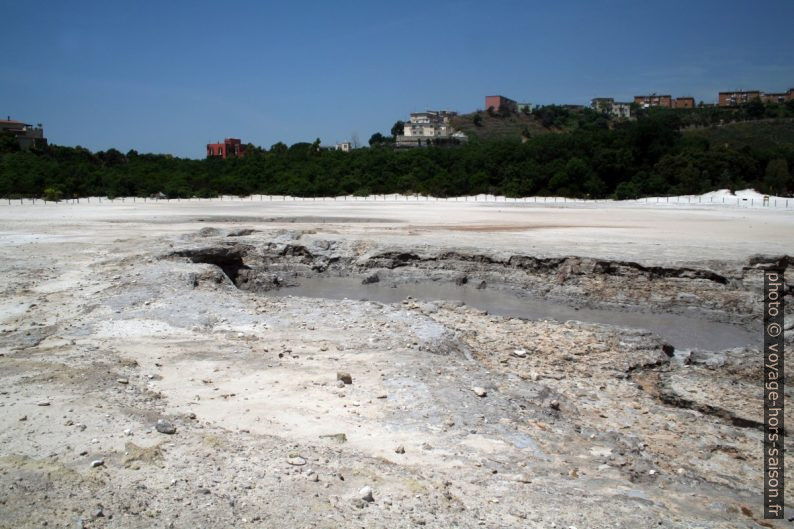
[43,187,62,202]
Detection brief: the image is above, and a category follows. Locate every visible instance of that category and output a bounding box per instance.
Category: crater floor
[0,199,792,529]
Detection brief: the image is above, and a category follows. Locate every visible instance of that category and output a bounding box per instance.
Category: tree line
[1,106,792,200]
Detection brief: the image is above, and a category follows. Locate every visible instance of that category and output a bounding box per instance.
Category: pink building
[485,95,517,113]
[207,138,245,159]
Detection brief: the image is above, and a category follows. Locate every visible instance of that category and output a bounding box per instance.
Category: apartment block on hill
[632,94,694,109]
[485,95,517,113]
[0,117,47,150]
[761,89,794,104]
[634,94,672,108]
[718,88,793,107]
[207,138,245,159]
[396,110,467,148]
[591,98,632,118]
[718,90,762,107]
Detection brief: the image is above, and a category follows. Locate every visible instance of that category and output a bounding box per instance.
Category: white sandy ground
[0,189,792,265]
[0,194,792,528]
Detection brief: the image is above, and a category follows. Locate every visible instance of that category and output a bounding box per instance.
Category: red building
[718,90,761,107]
[634,94,673,108]
[207,138,245,159]
[485,95,517,113]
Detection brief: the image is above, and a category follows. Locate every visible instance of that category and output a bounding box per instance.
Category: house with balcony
[0,117,47,150]
[396,110,466,148]
[207,138,245,159]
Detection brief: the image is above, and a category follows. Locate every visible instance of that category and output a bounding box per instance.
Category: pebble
[287,455,307,466]
[90,459,104,468]
[513,349,527,358]
[359,485,374,502]
[37,401,50,407]
[472,387,487,397]
[116,378,129,385]
[155,419,177,434]
[395,445,405,454]
[336,372,353,385]
[549,400,560,410]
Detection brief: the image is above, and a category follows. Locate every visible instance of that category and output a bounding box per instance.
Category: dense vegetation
[1,103,793,200]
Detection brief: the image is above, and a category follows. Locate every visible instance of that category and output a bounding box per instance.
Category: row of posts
[4,195,791,208]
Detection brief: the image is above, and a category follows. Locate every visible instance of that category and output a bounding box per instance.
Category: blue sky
[2,0,792,158]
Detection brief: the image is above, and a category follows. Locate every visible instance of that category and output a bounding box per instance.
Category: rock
[335,380,346,388]
[661,343,675,357]
[37,401,50,406]
[394,445,405,454]
[472,386,487,397]
[18,415,27,422]
[351,498,368,509]
[376,393,388,399]
[116,378,129,385]
[359,485,374,502]
[476,281,487,289]
[549,400,560,411]
[287,455,307,466]
[336,372,353,385]
[513,349,527,358]
[319,433,347,444]
[455,276,468,286]
[155,419,176,434]
[362,273,380,285]
[90,459,104,468]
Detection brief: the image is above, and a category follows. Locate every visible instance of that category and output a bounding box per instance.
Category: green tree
[368,132,386,146]
[390,121,405,137]
[764,158,790,195]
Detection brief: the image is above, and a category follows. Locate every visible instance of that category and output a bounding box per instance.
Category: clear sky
[2,0,792,158]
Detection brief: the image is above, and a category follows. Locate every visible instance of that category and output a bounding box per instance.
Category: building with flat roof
[760,89,794,105]
[634,94,673,108]
[590,98,631,119]
[718,90,761,107]
[485,95,517,113]
[207,138,245,159]
[396,110,466,148]
[673,97,695,109]
[0,118,46,150]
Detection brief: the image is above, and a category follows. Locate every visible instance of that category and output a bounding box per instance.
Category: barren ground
[1,199,792,529]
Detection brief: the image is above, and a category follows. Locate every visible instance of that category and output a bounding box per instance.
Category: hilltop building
[517,102,532,113]
[0,117,46,150]
[632,94,694,109]
[207,138,245,159]
[396,110,467,148]
[761,88,794,104]
[485,95,517,113]
[334,141,353,152]
[718,88,793,107]
[673,97,695,109]
[590,98,632,118]
[718,90,761,107]
[634,94,673,108]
